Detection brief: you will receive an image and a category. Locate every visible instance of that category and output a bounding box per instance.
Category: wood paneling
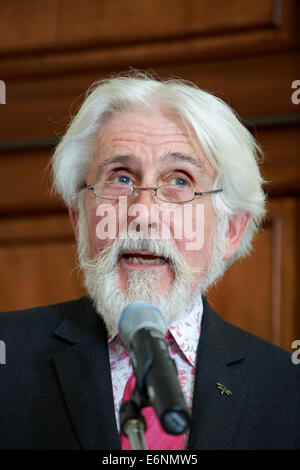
[0,213,86,312]
[208,223,273,342]
[258,126,300,196]
[207,198,299,351]
[0,213,73,244]
[0,240,86,312]
[0,0,292,54]
[1,0,299,80]
[0,149,56,215]
[1,50,299,143]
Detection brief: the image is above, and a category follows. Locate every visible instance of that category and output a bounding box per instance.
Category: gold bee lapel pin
[216,382,232,397]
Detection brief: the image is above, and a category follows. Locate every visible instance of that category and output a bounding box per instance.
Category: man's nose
[127,187,159,234]
[133,186,156,204]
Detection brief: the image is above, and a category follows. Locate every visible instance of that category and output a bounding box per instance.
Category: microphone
[118,301,190,435]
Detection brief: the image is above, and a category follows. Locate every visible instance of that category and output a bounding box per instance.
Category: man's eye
[114,175,132,185]
[171,177,189,186]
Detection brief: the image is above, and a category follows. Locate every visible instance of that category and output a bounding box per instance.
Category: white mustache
[86,232,199,280]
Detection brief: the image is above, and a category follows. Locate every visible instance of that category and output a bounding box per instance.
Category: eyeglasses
[83,181,223,204]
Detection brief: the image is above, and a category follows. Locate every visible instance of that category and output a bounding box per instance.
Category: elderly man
[0,73,299,451]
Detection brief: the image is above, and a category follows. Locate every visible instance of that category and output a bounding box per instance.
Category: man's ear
[68,206,79,244]
[223,211,250,260]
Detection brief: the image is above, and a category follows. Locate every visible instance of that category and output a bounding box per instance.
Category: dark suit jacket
[0,295,299,450]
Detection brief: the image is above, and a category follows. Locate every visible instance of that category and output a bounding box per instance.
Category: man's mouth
[120,251,168,265]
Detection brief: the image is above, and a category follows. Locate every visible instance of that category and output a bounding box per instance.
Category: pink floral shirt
[108,297,203,433]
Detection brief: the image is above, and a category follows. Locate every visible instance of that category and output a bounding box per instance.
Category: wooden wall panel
[0,150,53,215]
[0,0,290,54]
[0,214,86,312]
[1,50,299,143]
[207,198,299,351]
[0,241,86,312]
[1,0,299,81]
[258,126,300,196]
[208,226,273,342]
[0,214,73,244]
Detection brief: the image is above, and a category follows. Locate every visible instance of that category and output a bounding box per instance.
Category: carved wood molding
[0,0,298,80]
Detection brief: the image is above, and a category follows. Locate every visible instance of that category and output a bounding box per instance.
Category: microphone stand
[120,385,148,450]
[119,332,190,450]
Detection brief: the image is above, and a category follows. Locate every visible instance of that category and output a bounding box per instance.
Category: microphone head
[118,301,166,347]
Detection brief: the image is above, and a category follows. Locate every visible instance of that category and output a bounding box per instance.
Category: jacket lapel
[52,297,120,450]
[188,298,248,450]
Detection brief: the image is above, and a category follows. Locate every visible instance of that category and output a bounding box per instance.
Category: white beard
[76,198,228,338]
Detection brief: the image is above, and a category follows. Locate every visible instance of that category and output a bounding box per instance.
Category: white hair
[52,71,266,265]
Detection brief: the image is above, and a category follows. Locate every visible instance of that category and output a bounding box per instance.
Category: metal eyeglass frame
[83,181,223,204]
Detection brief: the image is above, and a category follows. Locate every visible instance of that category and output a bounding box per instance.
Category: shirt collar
[107,296,203,368]
[166,296,203,368]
